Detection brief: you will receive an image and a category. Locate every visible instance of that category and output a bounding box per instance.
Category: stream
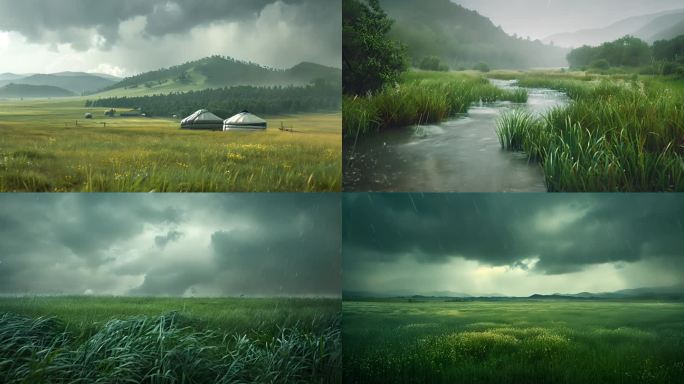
[343,79,570,192]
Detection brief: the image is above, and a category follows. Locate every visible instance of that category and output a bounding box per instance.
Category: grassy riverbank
[343,71,527,139]
[493,71,684,191]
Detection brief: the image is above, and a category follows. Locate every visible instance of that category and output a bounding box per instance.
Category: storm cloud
[0,194,340,297]
[343,194,684,296]
[0,0,340,75]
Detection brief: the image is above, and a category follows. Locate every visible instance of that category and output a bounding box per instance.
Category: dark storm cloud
[0,194,340,296]
[132,194,341,296]
[0,0,338,51]
[343,194,684,275]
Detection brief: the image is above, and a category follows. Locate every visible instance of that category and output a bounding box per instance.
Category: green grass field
[0,99,341,191]
[343,300,684,384]
[0,296,341,383]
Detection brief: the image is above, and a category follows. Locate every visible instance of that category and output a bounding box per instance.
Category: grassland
[491,71,684,192]
[343,300,684,384]
[343,71,527,139]
[0,98,341,192]
[0,296,341,383]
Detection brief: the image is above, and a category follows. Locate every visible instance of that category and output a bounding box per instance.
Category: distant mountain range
[544,8,684,47]
[0,56,341,99]
[344,285,684,300]
[0,83,75,98]
[0,72,118,95]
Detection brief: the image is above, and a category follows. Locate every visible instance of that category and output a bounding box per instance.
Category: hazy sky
[344,194,684,297]
[0,0,341,77]
[453,0,684,40]
[0,194,340,297]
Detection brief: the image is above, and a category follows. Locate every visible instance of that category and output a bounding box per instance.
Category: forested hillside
[100,56,341,95]
[380,0,568,69]
[87,82,341,118]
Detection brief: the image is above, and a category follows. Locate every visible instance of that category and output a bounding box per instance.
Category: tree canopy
[567,36,652,69]
[86,82,340,119]
[342,0,408,95]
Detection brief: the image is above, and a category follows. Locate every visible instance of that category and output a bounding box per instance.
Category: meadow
[0,99,341,192]
[342,71,527,140]
[0,296,341,383]
[343,299,684,384]
[492,71,684,192]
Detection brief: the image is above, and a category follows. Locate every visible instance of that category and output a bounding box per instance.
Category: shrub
[473,62,490,73]
[418,56,449,72]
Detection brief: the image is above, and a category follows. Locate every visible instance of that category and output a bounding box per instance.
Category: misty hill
[98,56,341,96]
[535,285,684,300]
[0,83,75,98]
[380,0,568,69]
[0,73,29,81]
[0,73,119,95]
[544,8,684,47]
[345,285,684,301]
[638,11,684,42]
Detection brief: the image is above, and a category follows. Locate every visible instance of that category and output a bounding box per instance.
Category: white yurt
[180,109,224,130]
[223,110,267,131]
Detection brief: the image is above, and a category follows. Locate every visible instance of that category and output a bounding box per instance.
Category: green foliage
[496,110,541,152]
[590,59,610,70]
[652,35,684,63]
[496,74,684,191]
[100,56,340,95]
[86,82,341,118]
[568,35,655,69]
[342,0,408,95]
[343,300,684,384]
[418,56,449,72]
[343,72,527,138]
[473,62,491,73]
[0,297,341,383]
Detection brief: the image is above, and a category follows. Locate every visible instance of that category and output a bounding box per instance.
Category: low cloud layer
[0,0,340,75]
[343,194,684,295]
[0,194,340,297]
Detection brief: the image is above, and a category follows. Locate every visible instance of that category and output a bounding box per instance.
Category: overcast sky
[453,0,684,40]
[344,194,684,297]
[0,0,340,77]
[0,194,340,297]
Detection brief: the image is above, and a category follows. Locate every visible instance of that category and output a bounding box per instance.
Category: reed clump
[496,78,684,191]
[344,72,528,139]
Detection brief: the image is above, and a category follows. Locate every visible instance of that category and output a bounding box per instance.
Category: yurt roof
[181,109,223,124]
[224,111,266,126]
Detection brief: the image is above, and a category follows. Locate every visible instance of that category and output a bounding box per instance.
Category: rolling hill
[544,8,684,47]
[0,73,29,81]
[96,56,342,97]
[0,72,119,95]
[635,10,684,42]
[379,0,569,69]
[0,83,75,98]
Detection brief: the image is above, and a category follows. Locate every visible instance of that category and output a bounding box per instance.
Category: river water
[343,79,569,192]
